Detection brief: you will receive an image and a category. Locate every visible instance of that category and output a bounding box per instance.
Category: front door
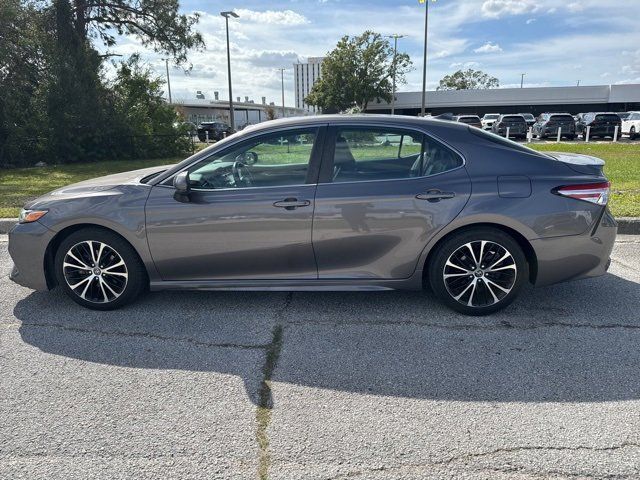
[145,126,324,281]
[312,125,471,279]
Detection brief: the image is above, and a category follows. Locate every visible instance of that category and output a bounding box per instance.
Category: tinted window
[329,128,463,183]
[469,128,551,156]
[550,115,574,121]
[184,128,317,189]
[595,114,621,122]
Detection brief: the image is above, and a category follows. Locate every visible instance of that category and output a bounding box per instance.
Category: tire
[428,228,529,316]
[567,135,576,141]
[630,127,636,140]
[54,227,147,310]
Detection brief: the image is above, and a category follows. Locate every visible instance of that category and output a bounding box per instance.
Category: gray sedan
[8,115,616,315]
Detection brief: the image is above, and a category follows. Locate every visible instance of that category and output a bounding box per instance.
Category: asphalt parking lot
[1,235,640,479]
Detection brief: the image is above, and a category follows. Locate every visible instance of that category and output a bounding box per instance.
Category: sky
[107,0,640,107]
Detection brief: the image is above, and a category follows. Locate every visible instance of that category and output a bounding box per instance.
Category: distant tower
[293,57,324,113]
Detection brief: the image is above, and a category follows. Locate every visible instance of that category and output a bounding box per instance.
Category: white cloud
[449,61,480,69]
[481,0,538,18]
[525,18,536,24]
[474,42,503,53]
[566,2,584,12]
[233,9,309,26]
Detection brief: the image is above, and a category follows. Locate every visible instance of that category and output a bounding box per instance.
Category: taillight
[554,182,610,205]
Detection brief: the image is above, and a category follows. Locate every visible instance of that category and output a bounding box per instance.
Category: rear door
[311,124,471,280]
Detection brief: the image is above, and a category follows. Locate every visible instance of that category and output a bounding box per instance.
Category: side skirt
[149,275,424,292]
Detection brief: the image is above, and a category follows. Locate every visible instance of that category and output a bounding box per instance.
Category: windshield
[550,115,574,121]
[484,114,499,120]
[595,114,621,122]
[520,114,534,120]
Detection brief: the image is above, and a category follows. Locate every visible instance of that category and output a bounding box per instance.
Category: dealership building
[175,95,306,129]
[365,83,640,116]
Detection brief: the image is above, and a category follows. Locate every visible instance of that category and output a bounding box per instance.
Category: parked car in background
[519,113,536,128]
[577,112,622,140]
[533,113,576,140]
[481,113,500,130]
[197,122,233,142]
[491,114,528,139]
[454,115,482,129]
[7,115,617,316]
[617,112,631,121]
[621,111,640,140]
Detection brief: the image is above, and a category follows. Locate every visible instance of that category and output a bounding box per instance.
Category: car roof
[240,114,470,134]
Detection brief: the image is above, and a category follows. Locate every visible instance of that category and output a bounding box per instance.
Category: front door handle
[416,190,456,202]
[273,198,311,210]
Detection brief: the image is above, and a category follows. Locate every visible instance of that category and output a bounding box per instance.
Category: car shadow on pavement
[14,271,640,405]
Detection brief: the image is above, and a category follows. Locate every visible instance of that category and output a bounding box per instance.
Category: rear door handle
[273,198,311,210]
[416,190,456,202]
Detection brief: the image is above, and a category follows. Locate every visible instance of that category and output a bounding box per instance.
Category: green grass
[0,158,180,217]
[529,143,640,217]
[0,142,638,218]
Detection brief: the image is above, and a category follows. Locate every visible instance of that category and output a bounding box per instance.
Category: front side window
[329,127,462,183]
[183,128,317,190]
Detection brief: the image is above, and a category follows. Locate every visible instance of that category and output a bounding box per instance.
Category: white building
[294,57,324,113]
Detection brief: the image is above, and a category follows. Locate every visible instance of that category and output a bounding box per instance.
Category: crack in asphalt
[284,319,640,331]
[15,321,269,350]
[255,292,290,480]
[325,442,640,479]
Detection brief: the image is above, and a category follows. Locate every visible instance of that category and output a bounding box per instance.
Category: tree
[305,31,412,112]
[111,54,188,158]
[66,0,204,65]
[437,69,500,91]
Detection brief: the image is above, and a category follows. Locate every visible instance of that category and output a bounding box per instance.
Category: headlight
[18,209,48,224]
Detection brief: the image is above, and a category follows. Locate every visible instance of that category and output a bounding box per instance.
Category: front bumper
[8,221,55,291]
[531,208,617,287]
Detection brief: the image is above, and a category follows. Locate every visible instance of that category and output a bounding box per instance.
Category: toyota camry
[8,115,617,315]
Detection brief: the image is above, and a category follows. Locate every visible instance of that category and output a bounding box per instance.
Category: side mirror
[173,171,191,194]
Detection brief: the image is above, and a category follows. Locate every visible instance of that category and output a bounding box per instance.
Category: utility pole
[520,73,525,89]
[386,34,405,115]
[221,11,239,130]
[165,59,172,103]
[420,0,431,116]
[277,68,286,118]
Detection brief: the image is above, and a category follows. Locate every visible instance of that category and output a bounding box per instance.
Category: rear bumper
[8,221,55,291]
[531,208,617,287]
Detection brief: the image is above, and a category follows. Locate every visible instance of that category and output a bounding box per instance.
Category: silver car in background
[9,115,616,315]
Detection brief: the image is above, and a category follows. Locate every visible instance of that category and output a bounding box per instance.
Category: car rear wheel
[630,127,636,140]
[55,228,147,310]
[429,228,528,316]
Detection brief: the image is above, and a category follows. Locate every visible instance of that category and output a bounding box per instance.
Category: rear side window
[328,127,462,183]
[469,127,550,156]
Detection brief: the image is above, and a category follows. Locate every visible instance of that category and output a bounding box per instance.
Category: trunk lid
[544,151,605,176]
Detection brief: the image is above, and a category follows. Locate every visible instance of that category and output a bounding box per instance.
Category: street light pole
[221,10,239,130]
[277,68,286,118]
[420,1,431,116]
[165,59,172,103]
[520,73,525,89]
[386,34,405,115]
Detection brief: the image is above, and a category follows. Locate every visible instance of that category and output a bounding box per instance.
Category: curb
[1,217,640,236]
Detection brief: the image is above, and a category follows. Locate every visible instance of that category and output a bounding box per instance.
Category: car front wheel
[55,228,147,310]
[429,228,528,315]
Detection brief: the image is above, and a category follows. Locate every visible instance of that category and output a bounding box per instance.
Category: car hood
[25,165,173,209]
[50,165,172,195]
